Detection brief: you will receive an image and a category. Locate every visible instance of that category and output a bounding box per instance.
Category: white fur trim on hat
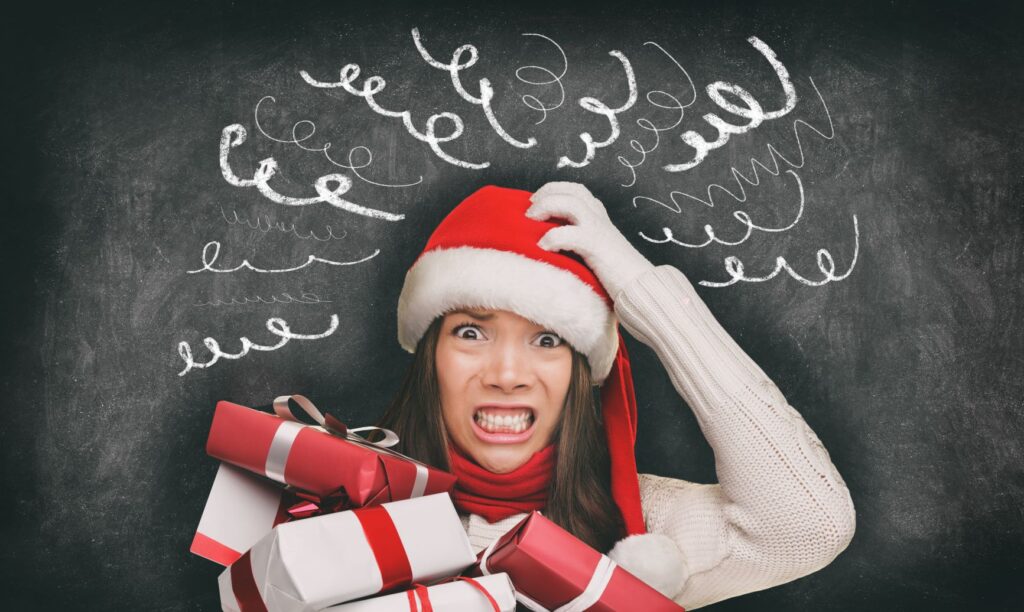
[397,246,619,383]
[608,533,688,600]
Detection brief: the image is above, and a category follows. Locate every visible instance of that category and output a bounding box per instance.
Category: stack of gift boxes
[192,396,684,612]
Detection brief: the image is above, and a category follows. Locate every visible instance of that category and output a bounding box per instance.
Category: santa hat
[396,185,687,598]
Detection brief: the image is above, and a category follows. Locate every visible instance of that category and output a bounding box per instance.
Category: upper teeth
[475,409,533,432]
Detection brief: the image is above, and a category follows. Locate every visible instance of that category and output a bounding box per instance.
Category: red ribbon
[404,577,500,612]
[230,551,269,612]
[353,506,414,592]
[230,505,413,610]
[407,585,433,612]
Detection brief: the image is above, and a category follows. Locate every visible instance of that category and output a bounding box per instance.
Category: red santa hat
[396,184,646,537]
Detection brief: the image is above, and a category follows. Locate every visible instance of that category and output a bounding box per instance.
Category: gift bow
[282,488,350,520]
[272,394,400,448]
[405,577,502,612]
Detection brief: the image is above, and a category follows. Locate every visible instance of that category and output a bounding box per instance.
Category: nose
[481,339,534,393]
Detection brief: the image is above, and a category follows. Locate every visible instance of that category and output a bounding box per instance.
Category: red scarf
[447,443,556,523]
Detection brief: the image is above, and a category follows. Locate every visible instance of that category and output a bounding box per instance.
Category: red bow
[282,488,351,520]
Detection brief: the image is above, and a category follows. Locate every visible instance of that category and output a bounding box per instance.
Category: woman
[377,182,856,609]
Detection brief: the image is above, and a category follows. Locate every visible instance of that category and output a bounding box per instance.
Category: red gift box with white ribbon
[219,493,477,612]
[324,574,516,612]
[206,396,455,503]
[472,512,684,612]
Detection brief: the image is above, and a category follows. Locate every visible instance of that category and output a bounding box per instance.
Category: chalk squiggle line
[633,77,834,213]
[557,50,638,169]
[412,28,536,149]
[639,169,805,247]
[515,32,568,124]
[220,125,404,221]
[665,36,797,173]
[254,96,423,189]
[616,41,698,187]
[186,241,379,274]
[220,207,347,241]
[194,290,332,307]
[177,314,340,376]
[300,65,489,170]
[698,213,860,287]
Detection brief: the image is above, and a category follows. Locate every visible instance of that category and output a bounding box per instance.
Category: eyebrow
[448,308,495,321]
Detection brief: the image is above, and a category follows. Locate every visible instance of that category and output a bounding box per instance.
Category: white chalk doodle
[616,41,698,187]
[300,64,488,169]
[412,28,536,149]
[253,96,423,189]
[514,32,568,124]
[220,207,346,241]
[558,50,638,169]
[186,241,379,274]
[219,124,405,221]
[665,36,798,173]
[698,214,860,287]
[177,314,340,376]
[635,77,834,211]
[639,169,806,248]
[193,290,332,307]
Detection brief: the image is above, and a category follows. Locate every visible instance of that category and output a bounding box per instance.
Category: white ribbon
[264,420,304,482]
[552,556,617,612]
[271,394,400,447]
[477,526,618,612]
[410,463,429,498]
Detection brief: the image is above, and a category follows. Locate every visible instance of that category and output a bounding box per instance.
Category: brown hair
[375,316,625,552]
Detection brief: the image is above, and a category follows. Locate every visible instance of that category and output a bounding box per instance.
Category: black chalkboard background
[2,0,1022,609]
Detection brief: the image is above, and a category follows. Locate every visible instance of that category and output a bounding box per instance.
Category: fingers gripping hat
[396,184,646,537]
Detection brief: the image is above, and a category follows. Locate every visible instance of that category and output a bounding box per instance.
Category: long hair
[376,316,625,552]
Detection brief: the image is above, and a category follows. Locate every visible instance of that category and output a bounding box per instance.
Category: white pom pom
[608,533,688,599]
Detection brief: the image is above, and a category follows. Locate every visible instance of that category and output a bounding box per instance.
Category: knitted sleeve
[614,265,856,610]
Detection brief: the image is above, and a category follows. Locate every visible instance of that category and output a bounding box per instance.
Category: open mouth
[472,406,536,436]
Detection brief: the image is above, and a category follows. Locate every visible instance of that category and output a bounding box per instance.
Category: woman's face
[435,308,572,474]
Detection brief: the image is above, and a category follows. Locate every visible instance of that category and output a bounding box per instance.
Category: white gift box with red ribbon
[192,463,285,566]
[218,493,476,612]
[324,574,516,612]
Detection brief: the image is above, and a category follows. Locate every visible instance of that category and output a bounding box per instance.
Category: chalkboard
[2,0,1022,609]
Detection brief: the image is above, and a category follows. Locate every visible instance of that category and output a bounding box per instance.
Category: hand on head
[527,181,655,301]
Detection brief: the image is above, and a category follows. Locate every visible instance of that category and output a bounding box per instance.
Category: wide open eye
[534,332,564,348]
[452,322,485,340]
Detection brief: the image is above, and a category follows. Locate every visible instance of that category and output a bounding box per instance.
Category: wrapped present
[324,574,516,612]
[192,462,364,567]
[219,493,477,612]
[193,395,452,567]
[206,395,456,504]
[191,463,288,566]
[471,512,684,612]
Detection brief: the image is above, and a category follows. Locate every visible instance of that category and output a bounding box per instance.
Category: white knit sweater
[458,264,856,609]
